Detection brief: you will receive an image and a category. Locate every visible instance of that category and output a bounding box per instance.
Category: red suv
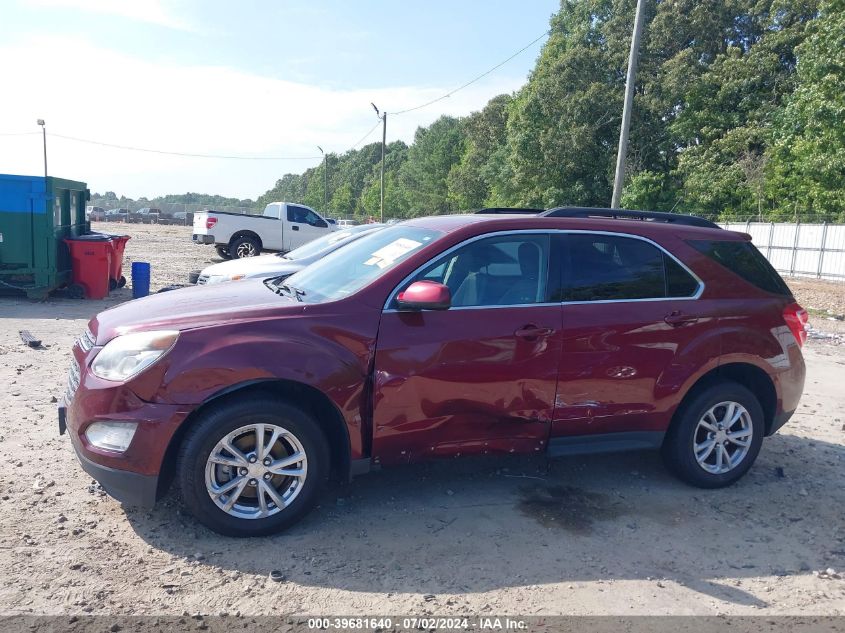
[59,208,807,536]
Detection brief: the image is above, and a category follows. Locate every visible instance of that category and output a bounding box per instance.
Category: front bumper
[70,421,159,508]
[192,234,215,244]
[60,339,192,507]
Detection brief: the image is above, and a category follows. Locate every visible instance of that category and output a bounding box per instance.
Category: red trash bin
[107,235,130,289]
[87,233,130,289]
[64,235,112,299]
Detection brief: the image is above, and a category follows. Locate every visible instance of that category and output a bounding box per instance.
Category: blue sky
[0,0,558,200]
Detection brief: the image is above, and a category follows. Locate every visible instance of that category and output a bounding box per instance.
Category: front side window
[287,205,323,226]
[401,233,551,308]
[562,234,698,302]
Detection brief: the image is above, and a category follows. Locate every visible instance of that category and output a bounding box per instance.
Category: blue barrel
[131,261,150,298]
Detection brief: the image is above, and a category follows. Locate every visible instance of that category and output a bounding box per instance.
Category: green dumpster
[0,174,90,299]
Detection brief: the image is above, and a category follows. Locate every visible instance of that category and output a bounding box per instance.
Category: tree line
[92,191,254,209]
[257,0,843,222]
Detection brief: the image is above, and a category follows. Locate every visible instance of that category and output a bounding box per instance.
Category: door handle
[664,311,699,327]
[292,225,299,231]
[515,325,553,339]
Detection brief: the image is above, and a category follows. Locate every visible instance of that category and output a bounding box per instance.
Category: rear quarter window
[688,239,792,296]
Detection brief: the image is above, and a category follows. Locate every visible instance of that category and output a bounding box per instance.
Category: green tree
[399,116,465,214]
[768,0,845,221]
[447,94,513,210]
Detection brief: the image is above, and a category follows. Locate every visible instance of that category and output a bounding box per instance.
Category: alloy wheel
[692,401,753,475]
[235,242,257,257]
[204,423,308,519]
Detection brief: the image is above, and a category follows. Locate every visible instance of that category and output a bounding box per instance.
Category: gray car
[194,223,385,285]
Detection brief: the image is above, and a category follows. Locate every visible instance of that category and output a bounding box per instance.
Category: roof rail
[474,207,545,215]
[542,206,721,229]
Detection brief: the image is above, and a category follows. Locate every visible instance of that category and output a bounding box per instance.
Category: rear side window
[688,240,791,296]
[561,234,699,302]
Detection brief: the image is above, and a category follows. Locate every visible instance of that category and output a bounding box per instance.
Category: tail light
[206,217,217,229]
[783,302,809,347]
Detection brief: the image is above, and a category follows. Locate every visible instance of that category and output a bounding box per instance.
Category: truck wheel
[230,236,260,259]
[662,382,764,488]
[177,396,330,536]
[215,245,232,260]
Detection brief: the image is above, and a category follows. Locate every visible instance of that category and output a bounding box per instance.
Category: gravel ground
[0,222,844,617]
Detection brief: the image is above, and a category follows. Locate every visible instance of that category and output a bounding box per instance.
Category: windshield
[277,225,377,260]
[278,225,440,303]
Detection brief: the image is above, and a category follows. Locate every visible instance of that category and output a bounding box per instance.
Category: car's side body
[62,214,805,510]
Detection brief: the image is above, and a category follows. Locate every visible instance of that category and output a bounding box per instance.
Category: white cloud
[22,0,194,31]
[0,36,526,200]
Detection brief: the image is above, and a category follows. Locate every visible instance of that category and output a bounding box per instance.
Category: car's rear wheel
[230,235,260,258]
[662,382,764,488]
[215,245,232,260]
[177,397,329,536]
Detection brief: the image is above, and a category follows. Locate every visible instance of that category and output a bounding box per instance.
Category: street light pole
[317,146,328,208]
[610,0,646,209]
[37,119,47,179]
[372,103,386,223]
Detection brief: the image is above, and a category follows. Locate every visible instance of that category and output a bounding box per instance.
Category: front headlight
[91,330,179,382]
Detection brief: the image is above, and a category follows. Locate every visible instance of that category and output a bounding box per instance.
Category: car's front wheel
[662,381,764,488]
[177,396,329,536]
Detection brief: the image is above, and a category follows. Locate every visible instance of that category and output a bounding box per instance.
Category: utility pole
[317,146,328,208]
[611,0,646,209]
[37,119,47,179]
[372,103,386,222]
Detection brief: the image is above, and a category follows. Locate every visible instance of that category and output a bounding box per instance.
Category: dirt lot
[1,222,844,616]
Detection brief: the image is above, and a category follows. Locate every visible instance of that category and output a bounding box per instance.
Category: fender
[127,309,381,461]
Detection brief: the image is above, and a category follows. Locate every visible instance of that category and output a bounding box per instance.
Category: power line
[392,30,550,116]
[48,132,322,160]
[8,31,551,164]
[350,120,383,150]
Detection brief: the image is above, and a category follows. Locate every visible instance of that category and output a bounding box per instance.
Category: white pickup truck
[192,202,336,259]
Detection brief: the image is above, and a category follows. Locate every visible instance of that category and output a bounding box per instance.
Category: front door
[372,232,562,463]
[285,204,328,251]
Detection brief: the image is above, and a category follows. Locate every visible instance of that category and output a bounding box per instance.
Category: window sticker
[364,238,422,268]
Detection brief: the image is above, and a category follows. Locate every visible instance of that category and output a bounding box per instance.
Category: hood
[91,279,300,343]
[200,253,303,280]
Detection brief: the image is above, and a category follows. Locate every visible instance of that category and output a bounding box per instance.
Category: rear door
[552,231,717,442]
[372,230,563,463]
[284,205,330,251]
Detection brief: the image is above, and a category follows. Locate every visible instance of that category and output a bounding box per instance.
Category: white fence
[721,221,845,281]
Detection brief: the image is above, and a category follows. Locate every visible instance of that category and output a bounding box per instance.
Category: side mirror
[315,219,328,228]
[396,281,451,311]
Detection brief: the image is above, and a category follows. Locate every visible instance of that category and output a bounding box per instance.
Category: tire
[215,245,232,260]
[109,278,118,291]
[117,275,126,288]
[662,381,764,488]
[230,235,261,259]
[177,396,330,536]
